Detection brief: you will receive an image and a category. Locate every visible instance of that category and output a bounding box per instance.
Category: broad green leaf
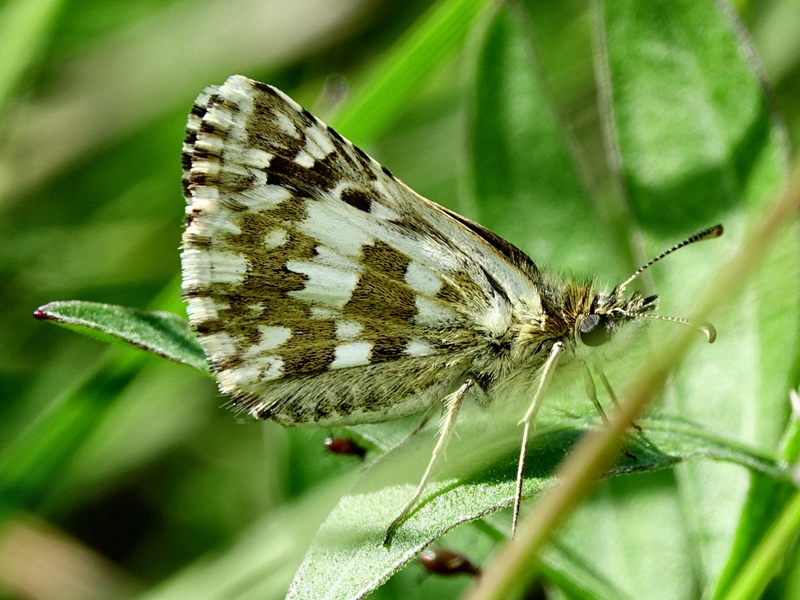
[287,415,787,600]
[466,2,619,277]
[600,0,787,232]
[34,300,209,374]
[464,3,727,595]
[451,513,638,600]
[541,541,638,600]
[712,474,797,599]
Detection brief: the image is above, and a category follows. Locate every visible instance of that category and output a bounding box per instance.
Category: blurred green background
[1,0,799,599]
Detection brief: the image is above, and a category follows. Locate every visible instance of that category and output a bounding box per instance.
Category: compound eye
[579,313,611,347]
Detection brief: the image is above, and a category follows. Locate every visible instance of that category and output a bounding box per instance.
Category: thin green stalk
[0,0,65,115]
[723,490,800,600]
[334,0,489,143]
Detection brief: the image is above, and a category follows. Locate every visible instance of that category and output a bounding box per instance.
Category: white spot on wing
[311,306,338,319]
[218,367,253,390]
[305,124,335,159]
[274,111,299,137]
[241,183,292,211]
[313,245,363,271]
[336,320,363,340]
[182,249,247,285]
[286,261,358,308]
[244,326,292,357]
[261,357,284,381]
[369,201,401,221]
[415,296,456,325]
[243,148,271,168]
[331,341,372,368]
[197,210,241,236]
[191,184,219,205]
[220,356,284,388]
[263,229,288,249]
[191,153,222,175]
[203,106,234,130]
[298,201,374,256]
[294,151,316,168]
[481,296,512,335]
[405,261,443,296]
[222,75,256,102]
[406,338,433,357]
[202,332,237,358]
[188,297,229,322]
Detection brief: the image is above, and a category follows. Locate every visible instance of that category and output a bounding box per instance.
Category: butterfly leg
[408,404,437,437]
[513,341,564,538]
[583,363,638,460]
[595,367,642,432]
[379,403,439,461]
[582,363,611,425]
[383,378,474,546]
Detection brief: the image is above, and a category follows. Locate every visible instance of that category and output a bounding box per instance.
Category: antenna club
[632,313,717,342]
[702,322,717,343]
[697,223,724,241]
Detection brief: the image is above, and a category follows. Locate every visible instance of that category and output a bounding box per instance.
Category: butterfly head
[576,289,658,348]
[574,224,724,352]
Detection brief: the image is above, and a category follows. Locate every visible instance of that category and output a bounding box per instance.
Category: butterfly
[180,75,720,544]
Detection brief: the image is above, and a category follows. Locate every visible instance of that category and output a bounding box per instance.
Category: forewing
[181,76,542,424]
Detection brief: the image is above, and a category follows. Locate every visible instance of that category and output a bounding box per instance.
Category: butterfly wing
[181,75,543,425]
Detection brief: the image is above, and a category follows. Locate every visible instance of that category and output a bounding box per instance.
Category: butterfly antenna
[618,224,723,295]
[616,224,723,344]
[618,311,717,343]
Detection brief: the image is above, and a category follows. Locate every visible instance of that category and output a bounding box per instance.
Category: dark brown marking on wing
[280,320,337,375]
[343,240,415,363]
[340,188,373,213]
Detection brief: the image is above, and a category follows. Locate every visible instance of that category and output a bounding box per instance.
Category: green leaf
[540,541,638,600]
[34,300,209,374]
[286,415,788,599]
[600,0,787,231]
[466,2,620,277]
